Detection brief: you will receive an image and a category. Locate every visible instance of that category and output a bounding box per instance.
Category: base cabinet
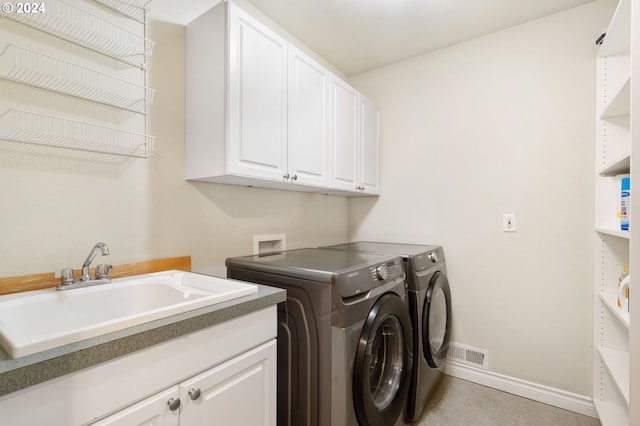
[0,307,277,426]
[93,341,277,426]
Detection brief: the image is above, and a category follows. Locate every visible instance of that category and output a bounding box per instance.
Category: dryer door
[353,293,413,426]
[422,271,452,367]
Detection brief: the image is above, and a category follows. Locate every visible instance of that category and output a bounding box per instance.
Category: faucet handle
[95,264,113,280]
[54,268,75,285]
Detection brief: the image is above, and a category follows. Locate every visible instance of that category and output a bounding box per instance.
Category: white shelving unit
[594,0,634,424]
[0,0,155,160]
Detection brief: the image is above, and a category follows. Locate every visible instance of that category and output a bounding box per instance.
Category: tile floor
[410,376,601,426]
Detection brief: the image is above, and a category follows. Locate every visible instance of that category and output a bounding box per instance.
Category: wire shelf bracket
[0,44,155,113]
[1,0,154,70]
[0,109,155,158]
[93,0,151,23]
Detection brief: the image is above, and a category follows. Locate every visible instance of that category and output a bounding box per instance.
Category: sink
[0,270,257,358]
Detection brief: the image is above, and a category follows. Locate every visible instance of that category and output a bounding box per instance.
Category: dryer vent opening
[447,342,489,370]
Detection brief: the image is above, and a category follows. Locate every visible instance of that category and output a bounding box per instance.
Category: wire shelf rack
[0,44,155,113]
[0,109,154,157]
[2,0,154,69]
[93,0,151,23]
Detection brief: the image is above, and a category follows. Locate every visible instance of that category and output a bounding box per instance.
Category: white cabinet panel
[228,4,288,180]
[95,340,277,426]
[330,76,359,191]
[329,76,380,195]
[360,95,380,194]
[180,340,277,426]
[91,388,180,426]
[288,46,330,187]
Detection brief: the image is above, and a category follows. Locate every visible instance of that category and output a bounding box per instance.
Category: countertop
[0,282,285,397]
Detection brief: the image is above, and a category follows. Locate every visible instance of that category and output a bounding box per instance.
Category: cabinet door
[90,387,180,426]
[179,340,277,426]
[228,4,288,180]
[359,95,380,194]
[330,75,359,191]
[288,47,330,187]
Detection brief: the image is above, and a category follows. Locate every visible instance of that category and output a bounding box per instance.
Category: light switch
[503,214,517,232]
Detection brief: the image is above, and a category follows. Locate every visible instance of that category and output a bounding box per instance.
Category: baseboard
[444,360,598,419]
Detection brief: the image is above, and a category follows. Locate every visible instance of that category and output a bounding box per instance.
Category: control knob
[428,252,438,263]
[376,264,389,280]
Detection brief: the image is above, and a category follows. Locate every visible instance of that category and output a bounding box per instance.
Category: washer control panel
[369,259,404,283]
[339,258,405,299]
[376,264,389,280]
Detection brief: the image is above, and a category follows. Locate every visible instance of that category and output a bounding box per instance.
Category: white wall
[349,0,614,396]
[0,19,349,280]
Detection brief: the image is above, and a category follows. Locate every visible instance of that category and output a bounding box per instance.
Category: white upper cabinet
[329,77,380,195]
[287,46,331,187]
[330,76,359,191]
[185,0,378,196]
[228,4,288,181]
[360,95,380,194]
[186,2,289,183]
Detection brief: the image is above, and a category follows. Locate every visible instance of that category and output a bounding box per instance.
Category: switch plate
[503,213,517,232]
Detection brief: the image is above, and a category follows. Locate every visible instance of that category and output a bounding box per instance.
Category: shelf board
[594,400,629,426]
[600,76,630,119]
[598,154,630,176]
[595,227,631,239]
[598,347,630,404]
[600,292,630,329]
[597,0,631,57]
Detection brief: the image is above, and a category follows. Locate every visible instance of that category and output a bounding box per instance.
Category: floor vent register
[447,342,489,370]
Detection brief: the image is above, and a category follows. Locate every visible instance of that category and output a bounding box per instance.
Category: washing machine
[322,242,452,423]
[225,248,413,426]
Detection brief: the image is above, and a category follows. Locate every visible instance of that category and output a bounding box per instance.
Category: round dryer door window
[353,293,413,426]
[423,271,452,368]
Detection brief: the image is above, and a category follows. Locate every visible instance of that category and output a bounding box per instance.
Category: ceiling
[150,0,599,76]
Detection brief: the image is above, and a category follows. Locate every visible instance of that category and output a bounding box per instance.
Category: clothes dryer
[322,242,452,422]
[225,248,413,426]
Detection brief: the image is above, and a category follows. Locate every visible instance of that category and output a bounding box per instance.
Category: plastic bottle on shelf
[621,176,630,231]
[618,264,629,307]
[619,274,630,313]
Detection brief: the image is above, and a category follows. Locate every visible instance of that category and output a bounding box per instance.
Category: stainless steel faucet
[55,242,113,290]
[81,242,109,282]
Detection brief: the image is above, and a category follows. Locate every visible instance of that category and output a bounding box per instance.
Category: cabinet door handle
[167,397,181,411]
[283,173,290,180]
[188,387,202,401]
[291,174,298,181]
